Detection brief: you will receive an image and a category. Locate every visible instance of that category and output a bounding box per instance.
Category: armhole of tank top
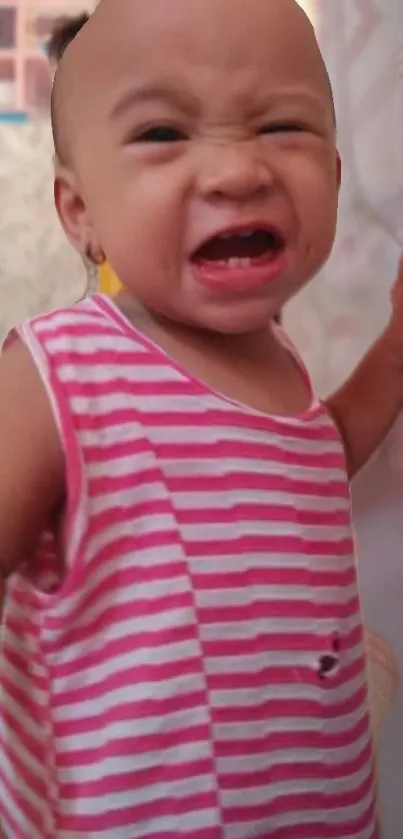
[14,320,89,606]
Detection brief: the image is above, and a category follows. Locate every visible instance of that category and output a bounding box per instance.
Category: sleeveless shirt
[0,295,378,838]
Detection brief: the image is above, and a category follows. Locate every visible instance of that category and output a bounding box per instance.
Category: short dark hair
[49,13,90,161]
[47,13,89,63]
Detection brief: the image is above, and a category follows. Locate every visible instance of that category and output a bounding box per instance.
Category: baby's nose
[198,142,276,203]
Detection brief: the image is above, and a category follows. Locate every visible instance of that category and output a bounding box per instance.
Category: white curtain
[287,0,403,396]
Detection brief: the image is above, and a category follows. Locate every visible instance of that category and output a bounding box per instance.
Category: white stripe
[65,772,215,817]
[56,704,210,753]
[79,421,342,453]
[45,333,148,354]
[179,521,350,542]
[195,582,358,607]
[58,362,184,384]
[219,769,373,807]
[47,605,198,663]
[52,641,204,698]
[59,740,213,783]
[59,806,219,839]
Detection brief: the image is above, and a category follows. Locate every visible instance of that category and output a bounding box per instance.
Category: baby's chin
[170,299,280,337]
[125,275,284,337]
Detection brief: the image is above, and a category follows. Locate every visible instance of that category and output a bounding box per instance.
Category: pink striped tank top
[0,295,378,839]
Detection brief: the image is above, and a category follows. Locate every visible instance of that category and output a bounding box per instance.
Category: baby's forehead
[55,0,333,157]
[89,0,323,78]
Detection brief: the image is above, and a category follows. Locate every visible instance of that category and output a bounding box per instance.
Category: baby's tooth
[228,257,252,268]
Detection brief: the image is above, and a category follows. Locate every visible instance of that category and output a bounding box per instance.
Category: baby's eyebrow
[110,84,200,121]
[252,87,328,111]
[250,87,336,129]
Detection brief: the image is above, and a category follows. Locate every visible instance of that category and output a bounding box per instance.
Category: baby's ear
[54,162,101,259]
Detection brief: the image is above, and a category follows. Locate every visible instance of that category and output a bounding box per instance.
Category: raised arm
[326,255,403,479]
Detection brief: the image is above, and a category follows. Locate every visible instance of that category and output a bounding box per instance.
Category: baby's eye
[136,125,187,143]
[260,123,306,135]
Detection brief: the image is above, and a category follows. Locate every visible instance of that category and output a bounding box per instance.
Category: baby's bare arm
[326,330,403,479]
[326,255,403,479]
[0,340,64,835]
[0,340,64,580]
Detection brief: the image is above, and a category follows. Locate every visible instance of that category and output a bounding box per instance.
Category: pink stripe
[185,535,354,557]
[198,595,359,623]
[204,627,363,657]
[44,557,190,633]
[53,656,205,716]
[136,830,222,839]
[215,713,372,757]
[2,644,46,685]
[153,439,344,469]
[211,650,364,682]
[221,741,373,789]
[53,349,166,367]
[251,807,378,839]
[1,675,47,728]
[0,748,47,833]
[62,791,218,831]
[62,757,214,799]
[84,436,152,462]
[44,590,194,649]
[224,774,373,823]
[175,504,350,527]
[87,468,349,503]
[211,686,367,726]
[165,472,350,498]
[76,406,333,439]
[4,616,42,649]
[194,565,356,589]
[0,798,29,839]
[57,724,211,767]
[209,663,366,693]
[87,519,180,551]
[0,737,48,801]
[1,705,48,765]
[225,793,376,832]
[67,378,204,397]
[89,466,346,497]
[37,322,121,341]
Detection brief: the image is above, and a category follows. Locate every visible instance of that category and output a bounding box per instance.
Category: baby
[1,0,403,836]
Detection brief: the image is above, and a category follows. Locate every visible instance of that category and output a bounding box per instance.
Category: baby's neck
[114,292,276,364]
[111,294,310,418]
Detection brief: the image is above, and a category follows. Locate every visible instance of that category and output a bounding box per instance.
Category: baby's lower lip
[190,248,287,293]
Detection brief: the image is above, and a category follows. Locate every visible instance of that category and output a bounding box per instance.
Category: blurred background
[0,0,402,834]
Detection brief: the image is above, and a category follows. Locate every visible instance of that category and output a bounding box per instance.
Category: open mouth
[192,227,285,267]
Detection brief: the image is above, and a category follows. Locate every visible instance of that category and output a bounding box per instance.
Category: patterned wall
[0,120,84,341]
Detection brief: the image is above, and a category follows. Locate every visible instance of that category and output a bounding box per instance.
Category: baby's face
[59,0,340,335]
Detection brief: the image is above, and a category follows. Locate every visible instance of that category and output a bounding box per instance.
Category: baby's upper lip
[190,221,286,259]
